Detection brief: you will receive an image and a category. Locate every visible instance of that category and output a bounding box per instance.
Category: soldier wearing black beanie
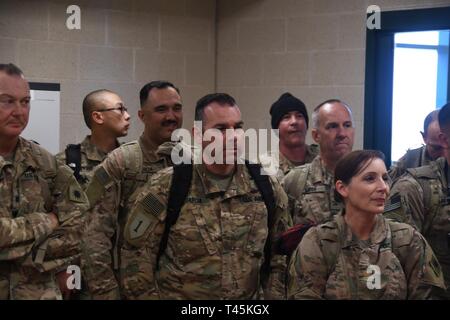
[270,93,309,129]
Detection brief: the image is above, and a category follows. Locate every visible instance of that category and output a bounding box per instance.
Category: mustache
[162,120,178,127]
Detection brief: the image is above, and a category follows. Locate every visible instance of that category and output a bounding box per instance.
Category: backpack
[405,161,444,236]
[155,162,277,282]
[65,143,83,183]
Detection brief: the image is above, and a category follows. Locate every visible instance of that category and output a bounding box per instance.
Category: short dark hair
[195,93,236,121]
[423,109,439,136]
[0,63,24,77]
[334,150,385,203]
[82,89,116,129]
[139,80,179,107]
[438,102,450,132]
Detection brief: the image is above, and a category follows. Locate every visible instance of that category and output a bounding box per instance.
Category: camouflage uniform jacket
[282,155,342,225]
[56,135,115,189]
[0,137,88,299]
[121,164,292,300]
[389,145,433,182]
[81,134,175,299]
[385,157,450,298]
[288,212,446,300]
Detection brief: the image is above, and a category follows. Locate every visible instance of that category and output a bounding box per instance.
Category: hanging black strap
[156,162,276,279]
[156,163,193,270]
[65,144,82,182]
[245,161,276,284]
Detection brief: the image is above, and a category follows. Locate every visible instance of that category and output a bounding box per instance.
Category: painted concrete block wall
[0,0,215,150]
[216,0,450,149]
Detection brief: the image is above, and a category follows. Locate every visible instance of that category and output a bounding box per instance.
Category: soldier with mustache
[282,99,355,225]
[81,81,183,299]
[0,63,88,299]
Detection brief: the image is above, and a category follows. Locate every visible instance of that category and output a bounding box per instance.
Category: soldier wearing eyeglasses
[56,89,131,188]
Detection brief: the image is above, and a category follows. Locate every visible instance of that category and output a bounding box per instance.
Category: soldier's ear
[91,110,104,125]
[138,108,145,123]
[335,180,348,199]
[420,131,426,142]
[311,128,320,143]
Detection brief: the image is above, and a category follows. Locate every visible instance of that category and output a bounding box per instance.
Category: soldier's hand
[48,212,60,230]
[56,271,73,300]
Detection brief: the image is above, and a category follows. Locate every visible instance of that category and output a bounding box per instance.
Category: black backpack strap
[156,163,193,269]
[245,161,276,283]
[65,144,82,182]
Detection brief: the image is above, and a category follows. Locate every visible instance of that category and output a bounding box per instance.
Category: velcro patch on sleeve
[384,194,401,213]
[141,193,165,217]
[127,212,152,240]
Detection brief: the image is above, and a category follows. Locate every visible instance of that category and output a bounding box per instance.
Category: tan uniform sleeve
[385,175,426,231]
[81,150,124,300]
[120,176,169,300]
[287,227,327,300]
[31,164,88,273]
[263,178,292,300]
[0,213,55,251]
[401,229,446,299]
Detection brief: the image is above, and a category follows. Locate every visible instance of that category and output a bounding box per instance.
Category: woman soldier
[287,150,446,299]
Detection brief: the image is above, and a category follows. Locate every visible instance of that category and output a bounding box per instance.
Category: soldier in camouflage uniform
[282,99,354,225]
[81,81,182,299]
[262,93,318,181]
[389,110,444,181]
[385,102,450,299]
[0,63,88,299]
[288,150,445,300]
[56,89,130,188]
[121,93,292,299]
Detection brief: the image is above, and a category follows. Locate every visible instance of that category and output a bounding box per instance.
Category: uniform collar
[194,164,253,199]
[81,135,111,162]
[336,212,388,248]
[309,155,334,185]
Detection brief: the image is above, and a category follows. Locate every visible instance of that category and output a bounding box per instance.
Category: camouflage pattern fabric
[121,163,292,300]
[389,145,433,182]
[385,157,450,298]
[282,155,342,225]
[288,213,446,299]
[0,137,88,300]
[56,135,114,189]
[81,134,175,299]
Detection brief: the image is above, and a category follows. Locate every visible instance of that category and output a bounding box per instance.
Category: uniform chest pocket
[169,203,218,267]
[18,171,48,215]
[240,198,268,256]
[377,252,407,299]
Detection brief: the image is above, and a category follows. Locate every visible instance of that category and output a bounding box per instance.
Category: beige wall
[0,0,215,150]
[1,0,450,151]
[216,0,450,149]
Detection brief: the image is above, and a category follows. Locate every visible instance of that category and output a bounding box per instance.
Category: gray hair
[311,99,353,128]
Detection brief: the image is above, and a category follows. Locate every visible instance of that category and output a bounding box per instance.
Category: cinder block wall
[216,0,450,148]
[2,0,450,151]
[0,0,215,150]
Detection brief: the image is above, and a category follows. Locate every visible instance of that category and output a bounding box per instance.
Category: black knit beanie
[270,92,308,129]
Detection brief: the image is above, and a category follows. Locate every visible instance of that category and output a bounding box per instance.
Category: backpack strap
[245,161,276,283]
[156,163,193,269]
[65,143,83,182]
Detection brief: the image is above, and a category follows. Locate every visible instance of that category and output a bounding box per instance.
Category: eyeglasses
[95,103,128,115]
